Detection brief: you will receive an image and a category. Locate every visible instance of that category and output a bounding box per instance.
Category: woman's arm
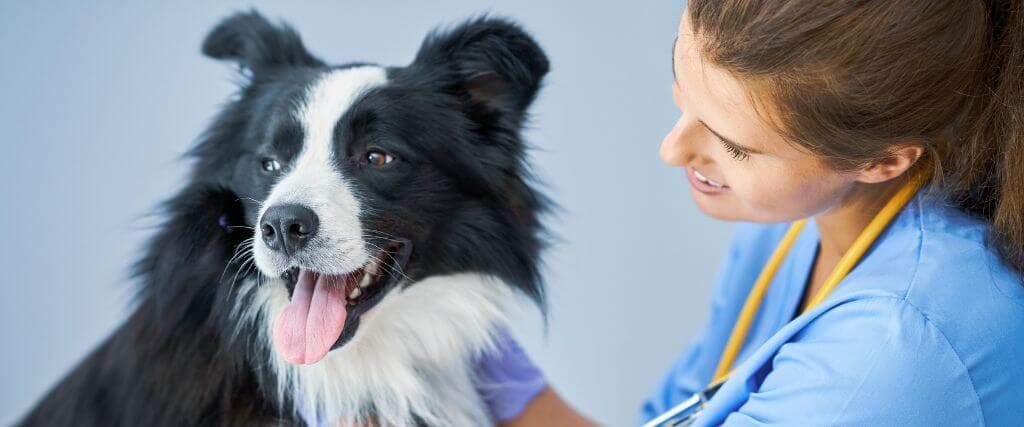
[475,331,599,425]
[501,386,597,427]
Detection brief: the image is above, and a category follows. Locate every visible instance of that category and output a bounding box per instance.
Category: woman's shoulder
[815,195,1024,422]
[847,193,1024,315]
[796,279,1024,424]
[816,191,1020,302]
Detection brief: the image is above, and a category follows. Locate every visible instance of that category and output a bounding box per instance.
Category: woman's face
[662,14,860,223]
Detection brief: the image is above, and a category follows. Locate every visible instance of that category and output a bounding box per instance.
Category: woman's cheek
[732,172,811,221]
[730,167,777,204]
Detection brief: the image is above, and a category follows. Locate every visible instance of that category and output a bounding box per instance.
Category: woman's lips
[687,167,729,194]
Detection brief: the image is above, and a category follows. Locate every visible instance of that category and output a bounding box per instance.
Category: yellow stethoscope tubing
[710,171,927,385]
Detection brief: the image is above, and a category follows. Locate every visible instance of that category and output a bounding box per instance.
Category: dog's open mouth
[272,240,411,365]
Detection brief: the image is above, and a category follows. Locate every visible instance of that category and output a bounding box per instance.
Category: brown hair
[688,1,1024,273]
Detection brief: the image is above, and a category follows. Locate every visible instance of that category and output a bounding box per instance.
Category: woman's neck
[814,180,903,261]
[801,179,905,309]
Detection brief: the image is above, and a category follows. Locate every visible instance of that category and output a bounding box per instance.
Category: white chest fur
[234,273,519,426]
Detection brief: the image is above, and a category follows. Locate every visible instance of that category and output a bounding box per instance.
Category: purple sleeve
[474,330,548,422]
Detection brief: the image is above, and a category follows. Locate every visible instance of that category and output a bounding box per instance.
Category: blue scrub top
[640,191,1024,425]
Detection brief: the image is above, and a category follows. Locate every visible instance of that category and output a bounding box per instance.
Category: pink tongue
[273,270,349,365]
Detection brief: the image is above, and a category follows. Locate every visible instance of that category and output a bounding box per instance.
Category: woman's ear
[855,144,926,184]
[411,17,550,121]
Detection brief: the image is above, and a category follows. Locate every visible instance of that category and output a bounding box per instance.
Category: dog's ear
[414,17,549,120]
[202,11,323,75]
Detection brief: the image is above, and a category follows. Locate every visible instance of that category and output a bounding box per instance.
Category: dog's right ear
[413,17,549,123]
[202,11,323,75]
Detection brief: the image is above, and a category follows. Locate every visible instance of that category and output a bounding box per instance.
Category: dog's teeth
[358,273,373,288]
[365,260,380,277]
[349,287,362,299]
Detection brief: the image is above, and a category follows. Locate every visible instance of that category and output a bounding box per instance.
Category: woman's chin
[690,186,747,221]
[692,189,818,224]
[689,187,780,223]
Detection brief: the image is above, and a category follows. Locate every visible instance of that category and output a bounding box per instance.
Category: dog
[19,11,550,426]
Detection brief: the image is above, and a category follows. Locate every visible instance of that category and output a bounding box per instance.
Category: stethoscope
[643,169,928,427]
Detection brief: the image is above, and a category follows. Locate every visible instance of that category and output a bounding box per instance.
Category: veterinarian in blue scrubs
[472,1,1024,425]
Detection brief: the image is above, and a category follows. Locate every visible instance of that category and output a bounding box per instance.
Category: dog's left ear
[202,11,324,76]
[414,17,550,121]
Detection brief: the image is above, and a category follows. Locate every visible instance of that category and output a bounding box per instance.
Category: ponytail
[950,0,1024,274]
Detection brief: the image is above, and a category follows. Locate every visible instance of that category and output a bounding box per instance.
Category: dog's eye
[261,157,282,173]
[367,150,394,167]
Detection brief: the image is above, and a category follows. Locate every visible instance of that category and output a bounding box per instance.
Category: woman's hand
[474,330,596,426]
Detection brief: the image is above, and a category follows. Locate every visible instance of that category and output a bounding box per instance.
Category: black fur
[20,11,549,426]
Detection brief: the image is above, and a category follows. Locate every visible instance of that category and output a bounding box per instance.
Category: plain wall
[0,1,733,425]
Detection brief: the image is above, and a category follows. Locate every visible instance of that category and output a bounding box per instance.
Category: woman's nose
[659,113,702,166]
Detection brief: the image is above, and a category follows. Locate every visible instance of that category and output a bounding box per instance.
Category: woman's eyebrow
[699,119,763,154]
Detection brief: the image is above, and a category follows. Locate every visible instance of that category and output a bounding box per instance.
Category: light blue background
[0,2,732,425]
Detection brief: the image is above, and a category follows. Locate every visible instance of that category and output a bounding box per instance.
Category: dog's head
[193,12,549,367]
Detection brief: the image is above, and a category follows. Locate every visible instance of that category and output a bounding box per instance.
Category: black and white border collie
[21,11,549,426]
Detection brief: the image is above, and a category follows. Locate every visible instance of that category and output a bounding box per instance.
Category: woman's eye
[719,139,750,161]
[366,150,395,167]
[261,157,282,173]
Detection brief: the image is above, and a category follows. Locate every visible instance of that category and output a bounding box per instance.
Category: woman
[475,1,1024,425]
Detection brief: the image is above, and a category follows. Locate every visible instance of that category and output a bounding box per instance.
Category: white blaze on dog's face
[253,66,385,277]
[251,66,405,366]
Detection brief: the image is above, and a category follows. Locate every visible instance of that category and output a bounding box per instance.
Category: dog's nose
[260,204,319,255]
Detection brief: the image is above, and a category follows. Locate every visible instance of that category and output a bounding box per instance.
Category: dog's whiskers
[221,237,255,282]
[361,229,406,242]
[236,196,263,206]
[223,237,258,296]
[362,241,413,284]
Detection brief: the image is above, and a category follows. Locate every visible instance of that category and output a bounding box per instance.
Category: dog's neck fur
[234,273,517,426]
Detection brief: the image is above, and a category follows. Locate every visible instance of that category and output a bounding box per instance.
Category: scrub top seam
[903,196,985,423]
[899,297,987,425]
[813,296,985,426]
